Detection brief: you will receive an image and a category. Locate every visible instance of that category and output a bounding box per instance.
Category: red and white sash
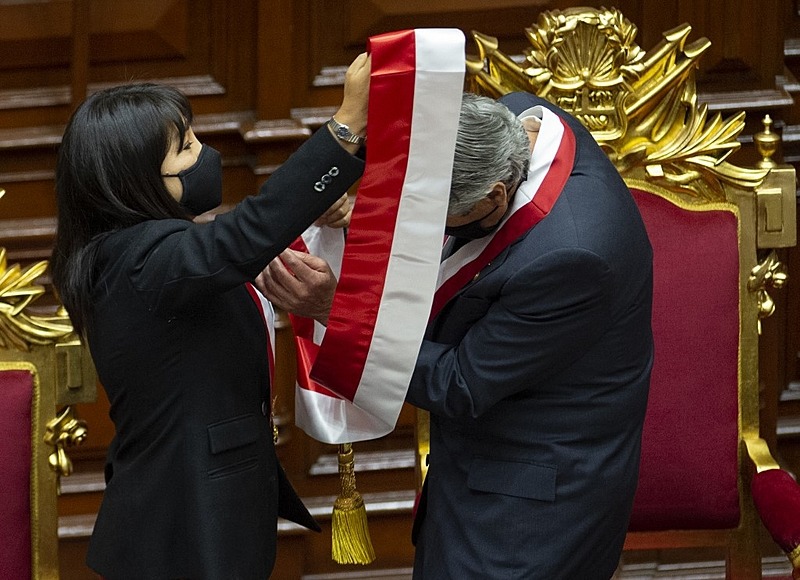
[245,282,276,386]
[292,29,465,443]
[289,33,576,444]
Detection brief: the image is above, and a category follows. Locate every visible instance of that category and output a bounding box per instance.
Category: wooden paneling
[307,0,576,103]
[0,0,796,577]
[0,0,188,72]
[636,0,782,88]
[0,0,260,128]
[302,0,786,93]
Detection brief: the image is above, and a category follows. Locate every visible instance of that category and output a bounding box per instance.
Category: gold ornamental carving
[748,250,788,333]
[44,406,89,477]
[0,248,74,351]
[465,7,769,201]
[0,217,94,480]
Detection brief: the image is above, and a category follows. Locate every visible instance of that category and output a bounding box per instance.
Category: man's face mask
[444,205,501,240]
[444,176,525,241]
[164,145,223,216]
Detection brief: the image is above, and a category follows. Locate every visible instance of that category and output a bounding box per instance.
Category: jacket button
[314,181,325,192]
[261,401,268,417]
[329,166,340,176]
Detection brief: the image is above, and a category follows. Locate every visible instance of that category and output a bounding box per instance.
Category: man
[259,92,654,579]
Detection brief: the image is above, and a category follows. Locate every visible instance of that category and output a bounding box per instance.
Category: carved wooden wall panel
[307,0,574,102]
[0,0,188,73]
[0,0,264,256]
[301,0,785,103]
[637,0,782,87]
[0,0,261,115]
[0,1,794,576]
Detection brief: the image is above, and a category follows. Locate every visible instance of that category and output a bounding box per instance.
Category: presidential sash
[292,28,465,444]
[291,40,577,445]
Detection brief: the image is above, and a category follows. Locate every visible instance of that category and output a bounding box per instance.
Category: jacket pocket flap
[467,457,556,501]
[208,414,259,454]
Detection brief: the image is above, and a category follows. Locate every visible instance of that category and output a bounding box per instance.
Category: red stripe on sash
[309,30,418,402]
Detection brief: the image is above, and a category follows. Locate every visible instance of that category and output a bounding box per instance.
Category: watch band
[327,117,366,146]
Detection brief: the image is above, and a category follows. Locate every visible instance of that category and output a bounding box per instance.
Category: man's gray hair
[448,93,531,216]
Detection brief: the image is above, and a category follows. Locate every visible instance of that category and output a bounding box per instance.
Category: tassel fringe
[332,443,376,565]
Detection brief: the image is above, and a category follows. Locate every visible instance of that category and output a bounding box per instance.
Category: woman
[50,54,369,579]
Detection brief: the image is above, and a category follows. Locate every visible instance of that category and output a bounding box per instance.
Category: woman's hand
[330,52,370,151]
[315,193,353,229]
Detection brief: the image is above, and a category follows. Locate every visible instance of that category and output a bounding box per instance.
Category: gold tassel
[331,442,376,565]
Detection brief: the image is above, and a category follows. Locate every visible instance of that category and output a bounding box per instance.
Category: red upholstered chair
[0,245,96,579]
[621,177,790,577]
[413,7,800,578]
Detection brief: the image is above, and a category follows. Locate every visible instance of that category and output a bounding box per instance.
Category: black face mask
[444,182,524,241]
[444,205,501,240]
[164,145,223,216]
[444,197,503,240]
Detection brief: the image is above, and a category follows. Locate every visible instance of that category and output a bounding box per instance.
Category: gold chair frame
[0,240,96,579]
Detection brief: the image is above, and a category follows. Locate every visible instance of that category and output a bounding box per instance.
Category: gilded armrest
[743,435,780,473]
[746,436,800,577]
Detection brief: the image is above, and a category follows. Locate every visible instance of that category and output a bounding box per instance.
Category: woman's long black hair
[51,83,194,337]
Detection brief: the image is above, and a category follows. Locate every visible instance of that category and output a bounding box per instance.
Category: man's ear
[487,182,508,206]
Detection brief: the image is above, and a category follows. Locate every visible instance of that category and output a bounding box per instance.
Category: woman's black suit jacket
[85,128,364,580]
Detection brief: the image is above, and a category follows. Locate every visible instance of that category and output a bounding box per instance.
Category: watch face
[336,125,350,138]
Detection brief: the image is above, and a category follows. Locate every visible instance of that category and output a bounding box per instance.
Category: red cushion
[0,369,34,579]
[628,189,740,530]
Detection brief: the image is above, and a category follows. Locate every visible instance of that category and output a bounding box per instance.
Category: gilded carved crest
[0,247,74,351]
[466,7,769,201]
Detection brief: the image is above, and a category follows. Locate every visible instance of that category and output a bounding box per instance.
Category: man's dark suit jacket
[84,128,364,580]
[407,92,654,579]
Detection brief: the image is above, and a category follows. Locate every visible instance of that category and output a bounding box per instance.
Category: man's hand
[315,193,352,229]
[255,249,337,325]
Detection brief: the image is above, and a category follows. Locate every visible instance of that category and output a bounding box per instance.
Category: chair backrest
[627,183,741,530]
[0,245,96,579]
[456,6,797,575]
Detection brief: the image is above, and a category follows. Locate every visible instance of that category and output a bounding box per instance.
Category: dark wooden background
[1,1,797,578]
